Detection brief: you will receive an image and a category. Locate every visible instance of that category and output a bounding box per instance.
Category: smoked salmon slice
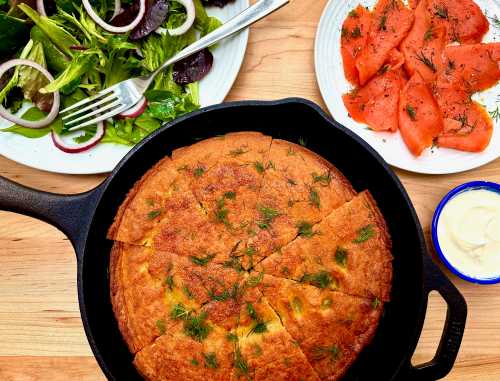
[341,5,372,86]
[400,0,447,84]
[343,49,406,132]
[399,72,443,156]
[355,0,414,85]
[437,43,500,93]
[437,99,493,152]
[425,0,489,44]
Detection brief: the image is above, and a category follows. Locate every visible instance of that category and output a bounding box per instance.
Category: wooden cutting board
[1,0,499,380]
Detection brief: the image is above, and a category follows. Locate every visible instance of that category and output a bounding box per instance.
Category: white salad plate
[315,0,500,175]
[0,0,250,175]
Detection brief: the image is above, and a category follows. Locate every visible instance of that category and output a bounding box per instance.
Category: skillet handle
[407,254,467,380]
[0,175,101,259]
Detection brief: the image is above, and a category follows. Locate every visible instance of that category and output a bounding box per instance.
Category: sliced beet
[112,0,169,41]
[202,0,235,7]
[172,48,213,85]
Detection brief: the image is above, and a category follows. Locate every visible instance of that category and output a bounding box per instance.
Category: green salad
[0,0,232,152]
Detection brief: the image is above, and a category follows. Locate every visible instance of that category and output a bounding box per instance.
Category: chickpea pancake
[109,133,392,381]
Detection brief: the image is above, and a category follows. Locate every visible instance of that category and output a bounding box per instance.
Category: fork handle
[150,0,289,80]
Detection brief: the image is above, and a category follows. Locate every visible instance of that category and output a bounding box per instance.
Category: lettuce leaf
[41,49,100,93]
[0,107,62,138]
[18,4,79,57]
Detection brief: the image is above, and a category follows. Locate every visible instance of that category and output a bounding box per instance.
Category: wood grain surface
[1,0,499,380]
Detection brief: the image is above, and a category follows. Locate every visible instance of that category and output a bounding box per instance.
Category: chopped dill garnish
[204,352,218,369]
[406,104,417,121]
[309,188,320,208]
[147,209,162,220]
[312,345,341,361]
[266,161,275,170]
[424,26,434,41]
[348,9,359,18]
[224,191,236,199]
[209,283,240,302]
[281,266,290,275]
[372,297,381,309]
[248,321,268,335]
[177,165,188,172]
[170,303,190,320]
[489,105,500,122]
[341,26,349,38]
[183,286,194,299]
[287,146,296,156]
[234,348,249,376]
[378,64,390,75]
[190,253,216,266]
[257,205,281,229]
[287,178,297,186]
[254,161,265,173]
[191,358,199,366]
[353,224,375,243]
[156,319,166,335]
[351,26,362,38]
[246,272,264,288]
[335,247,348,267]
[296,221,316,238]
[415,51,436,72]
[193,166,205,177]
[300,271,333,289]
[223,256,244,272]
[379,14,387,31]
[230,147,249,157]
[215,197,231,227]
[253,344,263,356]
[165,275,174,290]
[488,14,500,29]
[226,332,238,342]
[246,302,258,320]
[183,311,211,342]
[312,171,331,186]
[434,5,448,19]
[145,198,155,206]
[298,137,307,146]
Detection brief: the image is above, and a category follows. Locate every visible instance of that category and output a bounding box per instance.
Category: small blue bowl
[432,181,500,285]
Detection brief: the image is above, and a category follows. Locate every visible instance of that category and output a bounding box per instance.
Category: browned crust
[362,190,393,301]
[107,155,172,240]
[109,241,136,353]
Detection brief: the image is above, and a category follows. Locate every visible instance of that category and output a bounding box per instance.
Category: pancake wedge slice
[134,322,234,381]
[110,243,242,353]
[231,282,320,381]
[243,139,356,268]
[255,190,392,301]
[258,275,383,381]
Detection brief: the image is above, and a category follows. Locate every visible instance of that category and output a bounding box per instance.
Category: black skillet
[0,98,467,381]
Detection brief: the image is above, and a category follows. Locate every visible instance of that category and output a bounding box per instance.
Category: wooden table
[1,1,499,380]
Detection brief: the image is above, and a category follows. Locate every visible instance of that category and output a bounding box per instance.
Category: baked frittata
[108,132,392,381]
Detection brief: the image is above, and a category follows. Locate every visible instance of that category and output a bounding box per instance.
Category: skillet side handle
[0,175,101,259]
[408,254,467,381]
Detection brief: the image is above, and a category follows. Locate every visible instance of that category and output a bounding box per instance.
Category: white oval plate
[315,0,500,174]
[0,1,249,175]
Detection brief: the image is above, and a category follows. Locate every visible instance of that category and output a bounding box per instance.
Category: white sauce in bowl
[437,188,500,280]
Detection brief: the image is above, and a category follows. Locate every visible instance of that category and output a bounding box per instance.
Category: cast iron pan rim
[77,97,429,380]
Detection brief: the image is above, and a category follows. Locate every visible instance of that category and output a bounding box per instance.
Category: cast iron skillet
[0,98,466,381]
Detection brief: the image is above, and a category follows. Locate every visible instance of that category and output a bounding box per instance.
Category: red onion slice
[51,121,105,153]
[0,59,60,129]
[168,0,195,36]
[82,0,146,33]
[117,96,147,118]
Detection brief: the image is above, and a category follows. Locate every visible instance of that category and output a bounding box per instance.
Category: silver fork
[60,0,289,131]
